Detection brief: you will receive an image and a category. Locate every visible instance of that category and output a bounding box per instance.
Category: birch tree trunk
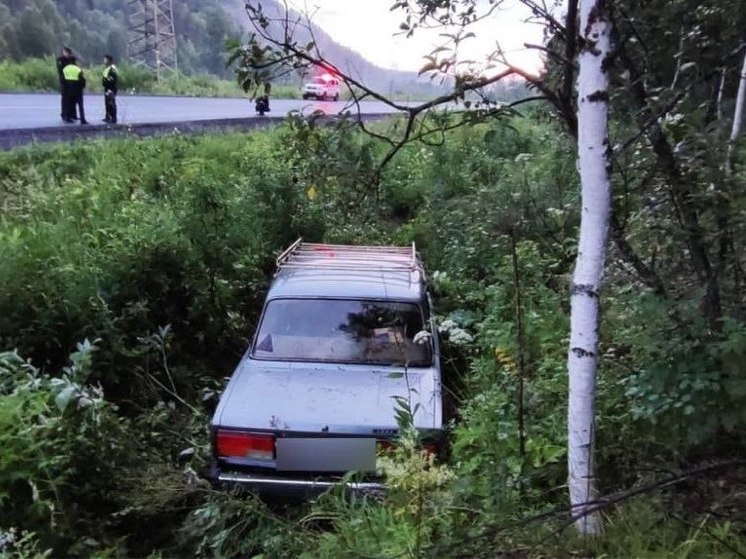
[717,68,726,121]
[567,0,612,536]
[726,50,746,170]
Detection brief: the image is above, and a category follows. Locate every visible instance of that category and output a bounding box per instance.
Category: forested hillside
[0,0,237,76]
[0,0,452,98]
[222,0,452,97]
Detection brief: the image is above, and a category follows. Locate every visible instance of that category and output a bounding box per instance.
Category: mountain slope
[0,0,237,77]
[0,0,444,97]
[222,0,445,96]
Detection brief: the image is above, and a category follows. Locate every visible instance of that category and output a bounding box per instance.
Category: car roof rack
[276,238,426,280]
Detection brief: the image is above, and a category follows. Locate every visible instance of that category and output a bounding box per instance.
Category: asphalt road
[0,93,400,130]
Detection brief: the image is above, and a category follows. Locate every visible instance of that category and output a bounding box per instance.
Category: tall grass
[0,57,59,92]
[0,57,301,99]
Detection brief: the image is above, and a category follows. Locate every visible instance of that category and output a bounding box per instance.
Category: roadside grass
[0,58,431,101]
[0,57,301,99]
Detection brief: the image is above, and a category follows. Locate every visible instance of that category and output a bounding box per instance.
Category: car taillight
[216,430,274,460]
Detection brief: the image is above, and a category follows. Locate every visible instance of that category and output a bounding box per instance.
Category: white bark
[670,30,684,90]
[726,50,746,170]
[568,0,612,536]
[716,68,726,121]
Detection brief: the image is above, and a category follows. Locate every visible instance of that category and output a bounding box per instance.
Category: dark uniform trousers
[104,92,117,123]
[64,87,86,123]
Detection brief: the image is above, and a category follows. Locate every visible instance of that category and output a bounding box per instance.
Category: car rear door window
[252,298,432,366]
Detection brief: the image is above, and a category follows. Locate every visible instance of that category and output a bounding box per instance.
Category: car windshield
[252,299,432,366]
[311,77,328,84]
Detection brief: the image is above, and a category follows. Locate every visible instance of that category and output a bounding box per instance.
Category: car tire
[333,93,339,101]
[302,94,309,100]
[320,92,327,101]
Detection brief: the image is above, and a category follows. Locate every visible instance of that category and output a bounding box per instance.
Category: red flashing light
[216,430,274,460]
[321,72,334,81]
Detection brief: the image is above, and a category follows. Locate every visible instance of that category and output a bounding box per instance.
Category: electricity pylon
[127,0,178,80]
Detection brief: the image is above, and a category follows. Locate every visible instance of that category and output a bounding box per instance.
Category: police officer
[101,55,118,124]
[56,47,75,122]
[62,57,88,125]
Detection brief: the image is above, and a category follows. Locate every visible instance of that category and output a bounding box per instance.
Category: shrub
[0,343,132,553]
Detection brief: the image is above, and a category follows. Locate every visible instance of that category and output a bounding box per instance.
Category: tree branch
[237,1,550,193]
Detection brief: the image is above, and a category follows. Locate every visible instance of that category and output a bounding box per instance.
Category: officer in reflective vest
[62,58,88,125]
[102,55,118,124]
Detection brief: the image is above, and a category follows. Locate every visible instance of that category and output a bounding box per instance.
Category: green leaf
[55,385,76,413]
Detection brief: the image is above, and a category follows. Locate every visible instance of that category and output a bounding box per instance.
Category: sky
[288,0,548,75]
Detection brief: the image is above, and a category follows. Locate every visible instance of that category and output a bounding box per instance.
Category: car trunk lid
[214,359,440,434]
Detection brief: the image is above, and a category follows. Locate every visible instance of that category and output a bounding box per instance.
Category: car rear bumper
[216,470,385,497]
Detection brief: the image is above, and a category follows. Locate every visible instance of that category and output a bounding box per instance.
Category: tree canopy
[0,0,238,76]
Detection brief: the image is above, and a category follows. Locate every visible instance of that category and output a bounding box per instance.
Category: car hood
[213,359,441,434]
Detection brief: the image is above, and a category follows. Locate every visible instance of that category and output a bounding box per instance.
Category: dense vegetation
[0,57,307,99]
[0,57,245,97]
[2,0,746,556]
[0,0,238,77]
[0,101,745,556]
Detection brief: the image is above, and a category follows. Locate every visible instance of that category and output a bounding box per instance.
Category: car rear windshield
[252,298,432,366]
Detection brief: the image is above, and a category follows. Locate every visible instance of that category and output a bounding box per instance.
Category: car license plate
[275,438,376,472]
